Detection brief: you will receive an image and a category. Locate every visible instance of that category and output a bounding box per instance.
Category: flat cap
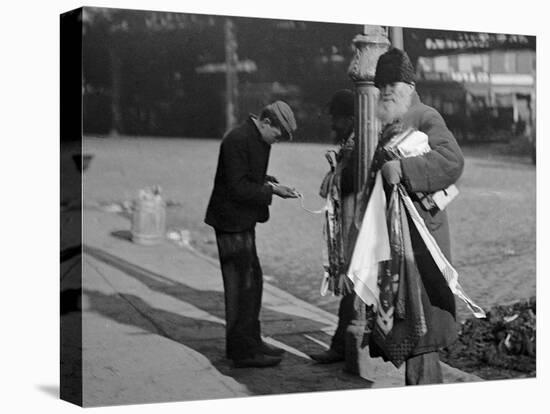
[265,100,297,141]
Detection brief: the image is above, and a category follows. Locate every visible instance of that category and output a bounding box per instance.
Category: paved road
[64,136,535,406]
[82,137,536,321]
[61,205,479,406]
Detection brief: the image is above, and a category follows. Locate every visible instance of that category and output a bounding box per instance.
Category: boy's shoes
[225,341,285,360]
[309,349,344,364]
[233,354,282,368]
[259,341,286,356]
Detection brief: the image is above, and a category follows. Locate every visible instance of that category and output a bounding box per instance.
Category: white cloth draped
[346,172,390,308]
[346,171,485,318]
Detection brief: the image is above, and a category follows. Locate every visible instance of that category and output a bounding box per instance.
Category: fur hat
[374,48,415,89]
[328,89,355,117]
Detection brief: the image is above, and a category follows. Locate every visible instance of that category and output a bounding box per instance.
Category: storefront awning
[403,28,536,61]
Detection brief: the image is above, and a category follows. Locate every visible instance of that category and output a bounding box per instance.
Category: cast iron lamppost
[348,25,403,217]
[344,24,403,378]
[348,25,390,208]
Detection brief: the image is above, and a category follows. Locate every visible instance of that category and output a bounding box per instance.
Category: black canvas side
[60,7,83,407]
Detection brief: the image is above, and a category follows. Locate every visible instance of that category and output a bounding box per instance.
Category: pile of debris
[440,297,536,379]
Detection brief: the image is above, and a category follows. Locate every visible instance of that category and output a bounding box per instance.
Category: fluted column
[344,25,390,380]
[348,25,390,196]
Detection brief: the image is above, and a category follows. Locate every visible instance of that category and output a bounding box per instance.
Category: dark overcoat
[370,92,465,357]
[205,117,274,233]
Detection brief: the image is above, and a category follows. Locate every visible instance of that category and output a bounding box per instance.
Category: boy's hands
[265,175,279,184]
[270,182,299,198]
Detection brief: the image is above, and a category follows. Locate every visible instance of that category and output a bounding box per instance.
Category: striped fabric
[346,173,391,306]
[398,185,486,318]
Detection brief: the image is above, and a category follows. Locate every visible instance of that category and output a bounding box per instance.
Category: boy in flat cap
[205,101,299,368]
[359,48,464,384]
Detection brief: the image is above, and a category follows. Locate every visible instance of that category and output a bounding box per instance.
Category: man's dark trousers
[405,352,443,385]
[215,228,263,360]
[331,292,368,374]
[330,293,358,355]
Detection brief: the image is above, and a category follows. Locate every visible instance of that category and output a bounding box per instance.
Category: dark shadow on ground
[36,384,59,399]
[84,289,371,398]
[84,245,331,336]
[111,230,132,242]
[61,244,82,262]
[83,246,372,398]
[60,246,83,405]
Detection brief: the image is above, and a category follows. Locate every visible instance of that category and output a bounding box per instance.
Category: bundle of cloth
[346,129,485,367]
[319,149,355,297]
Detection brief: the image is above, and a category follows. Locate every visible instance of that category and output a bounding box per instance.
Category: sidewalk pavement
[63,207,480,407]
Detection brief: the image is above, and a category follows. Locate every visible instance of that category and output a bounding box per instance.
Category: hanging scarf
[347,175,485,366]
[346,172,390,305]
[370,184,428,367]
[321,175,347,295]
[319,135,355,296]
[398,185,486,318]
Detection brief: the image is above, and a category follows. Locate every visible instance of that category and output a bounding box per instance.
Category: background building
[416,50,535,141]
[81,8,536,144]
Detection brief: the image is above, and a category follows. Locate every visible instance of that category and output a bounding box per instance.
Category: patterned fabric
[321,181,347,295]
[346,173,390,306]
[375,186,403,335]
[399,185,486,318]
[353,122,401,229]
[370,184,428,367]
[320,134,356,296]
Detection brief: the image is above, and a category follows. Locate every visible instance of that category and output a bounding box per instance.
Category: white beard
[376,88,413,125]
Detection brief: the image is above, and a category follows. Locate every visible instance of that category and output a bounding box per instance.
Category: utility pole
[345,24,390,378]
[390,26,404,49]
[348,25,391,200]
[109,47,123,136]
[224,18,239,131]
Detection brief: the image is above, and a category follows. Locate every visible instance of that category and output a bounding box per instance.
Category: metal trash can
[131,187,166,246]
